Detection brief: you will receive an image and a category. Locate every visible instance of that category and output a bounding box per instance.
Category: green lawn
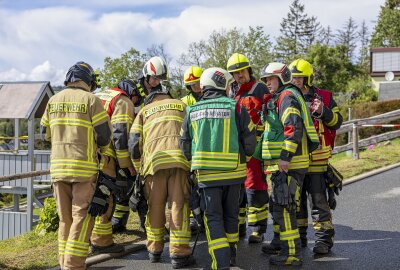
[1,138,399,269]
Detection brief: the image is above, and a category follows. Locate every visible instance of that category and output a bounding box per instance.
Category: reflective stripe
[297,218,308,227]
[283,140,298,153]
[197,163,246,183]
[115,204,130,211]
[282,107,301,123]
[143,115,183,134]
[170,204,191,246]
[93,219,112,235]
[313,220,334,231]
[130,123,143,134]
[111,114,133,124]
[247,203,269,223]
[146,227,165,242]
[310,145,332,161]
[58,239,67,255]
[327,111,339,127]
[192,151,239,170]
[116,149,130,159]
[226,232,239,243]
[92,111,109,125]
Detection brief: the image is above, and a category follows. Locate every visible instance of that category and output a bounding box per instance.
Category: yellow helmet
[183,66,203,86]
[289,59,314,87]
[227,53,251,73]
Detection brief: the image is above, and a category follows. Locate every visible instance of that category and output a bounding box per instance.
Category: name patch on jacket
[190,108,231,121]
[144,103,184,117]
[48,102,87,114]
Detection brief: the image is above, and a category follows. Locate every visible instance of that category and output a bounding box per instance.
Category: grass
[1,138,400,269]
[0,212,145,270]
[330,138,400,179]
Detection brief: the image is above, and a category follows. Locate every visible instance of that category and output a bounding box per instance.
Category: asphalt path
[89,167,400,270]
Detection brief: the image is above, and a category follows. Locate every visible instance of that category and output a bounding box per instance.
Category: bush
[35,197,59,235]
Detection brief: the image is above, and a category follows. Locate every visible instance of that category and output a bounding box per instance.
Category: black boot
[90,243,124,254]
[171,255,196,269]
[148,252,161,263]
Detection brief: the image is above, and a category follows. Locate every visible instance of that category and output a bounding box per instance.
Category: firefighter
[181,65,205,235]
[259,62,319,266]
[226,53,270,243]
[128,56,195,269]
[40,62,112,270]
[181,65,203,106]
[180,67,256,269]
[289,59,343,254]
[90,79,139,253]
[110,75,149,233]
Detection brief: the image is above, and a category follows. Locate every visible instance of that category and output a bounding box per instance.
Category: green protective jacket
[262,85,319,172]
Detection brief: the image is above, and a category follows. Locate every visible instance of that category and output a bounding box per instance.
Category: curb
[342,162,400,186]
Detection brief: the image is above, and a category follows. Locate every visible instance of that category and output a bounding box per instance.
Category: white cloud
[0,0,384,86]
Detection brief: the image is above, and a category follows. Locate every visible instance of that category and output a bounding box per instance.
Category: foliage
[335,17,358,60]
[35,198,59,235]
[304,43,357,93]
[275,0,321,62]
[100,48,146,90]
[370,0,400,47]
[179,26,273,79]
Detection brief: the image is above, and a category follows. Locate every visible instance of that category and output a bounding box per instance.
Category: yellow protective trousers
[53,177,96,270]
[144,168,191,257]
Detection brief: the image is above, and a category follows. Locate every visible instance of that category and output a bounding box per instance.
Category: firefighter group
[41,53,343,270]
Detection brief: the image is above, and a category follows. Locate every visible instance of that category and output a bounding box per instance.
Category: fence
[333,109,400,159]
[0,150,51,240]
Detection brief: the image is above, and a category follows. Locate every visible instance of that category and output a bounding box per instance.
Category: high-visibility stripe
[58,239,67,255]
[116,150,130,159]
[297,218,308,227]
[93,220,112,235]
[197,163,246,182]
[226,232,239,243]
[143,115,183,134]
[281,107,301,123]
[92,111,108,125]
[111,114,133,124]
[283,140,298,153]
[327,112,339,127]
[313,220,334,231]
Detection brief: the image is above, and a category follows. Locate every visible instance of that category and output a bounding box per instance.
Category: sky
[0,0,384,86]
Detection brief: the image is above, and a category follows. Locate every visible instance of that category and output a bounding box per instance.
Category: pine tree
[274,0,321,62]
[370,0,400,47]
[320,26,334,46]
[358,20,370,69]
[336,17,358,60]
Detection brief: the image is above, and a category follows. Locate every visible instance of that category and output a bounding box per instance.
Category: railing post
[348,107,352,143]
[352,122,359,160]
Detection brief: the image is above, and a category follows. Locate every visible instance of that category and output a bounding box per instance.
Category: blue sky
[0,0,384,85]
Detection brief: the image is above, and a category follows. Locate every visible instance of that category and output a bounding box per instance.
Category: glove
[325,164,343,196]
[287,175,300,212]
[327,188,337,210]
[271,172,290,207]
[88,174,111,217]
[115,168,135,203]
[129,174,147,212]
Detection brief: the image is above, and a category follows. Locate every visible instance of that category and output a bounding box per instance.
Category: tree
[305,43,357,93]
[100,48,146,89]
[336,17,358,60]
[358,20,370,70]
[370,0,400,47]
[179,26,273,78]
[274,0,321,62]
[320,26,334,47]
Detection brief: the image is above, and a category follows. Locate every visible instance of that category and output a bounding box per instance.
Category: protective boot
[261,232,281,254]
[111,214,129,233]
[269,255,302,266]
[248,231,264,244]
[171,255,196,269]
[149,252,161,263]
[90,243,124,254]
[313,242,330,254]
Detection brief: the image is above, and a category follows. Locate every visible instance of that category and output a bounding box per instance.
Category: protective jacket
[41,81,111,181]
[232,78,269,190]
[95,88,134,168]
[181,91,199,106]
[180,90,256,188]
[262,84,319,172]
[129,93,190,177]
[304,86,343,172]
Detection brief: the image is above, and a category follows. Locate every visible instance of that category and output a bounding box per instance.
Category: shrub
[35,197,59,235]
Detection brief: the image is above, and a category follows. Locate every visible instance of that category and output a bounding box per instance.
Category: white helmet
[260,62,292,85]
[143,56,168,80]
[200,67,233,91]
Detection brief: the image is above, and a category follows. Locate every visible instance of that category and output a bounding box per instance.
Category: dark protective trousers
[297,173,334,248]
[270,170,304,259]
[144,168,191,257]
[246,188,269,234]
[200,184,242,270]
[53,177,96,270]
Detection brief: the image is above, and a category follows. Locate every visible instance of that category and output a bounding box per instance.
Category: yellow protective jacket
[95,88,135,168]
[129,93,190,177]
[41,81,112,182]
[181,92,199,106]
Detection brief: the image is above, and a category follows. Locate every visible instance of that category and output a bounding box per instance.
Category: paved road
[90,167,400,269]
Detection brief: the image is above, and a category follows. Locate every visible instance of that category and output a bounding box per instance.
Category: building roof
[0,81,54,119]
